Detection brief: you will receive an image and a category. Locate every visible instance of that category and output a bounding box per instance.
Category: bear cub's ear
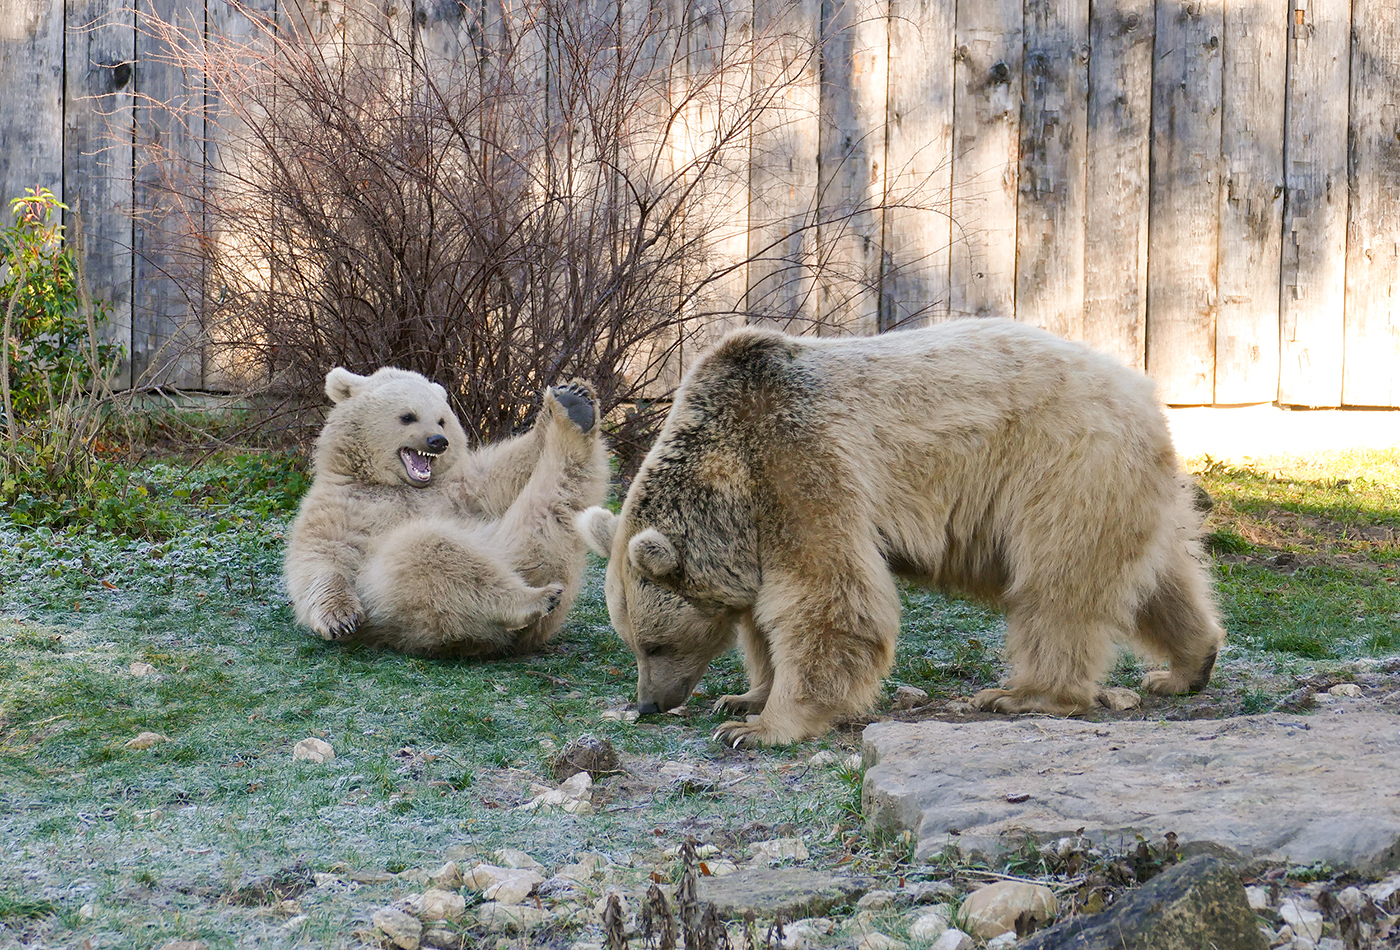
[325,367,371,404]
[576,507,618,558]
[628,528,679,580]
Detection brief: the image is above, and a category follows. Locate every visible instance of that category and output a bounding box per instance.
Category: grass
[1,447,1398,947]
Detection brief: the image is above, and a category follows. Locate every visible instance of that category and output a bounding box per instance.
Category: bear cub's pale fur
[284,366,609,657]
[579,318,1225,747]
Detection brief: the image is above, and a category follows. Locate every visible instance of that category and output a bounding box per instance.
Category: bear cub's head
[317,366,469,488]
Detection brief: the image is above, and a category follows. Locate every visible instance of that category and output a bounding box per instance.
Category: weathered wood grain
[1082,0,1152,370]
[948,0,1020,320]
[64,0,136,389]
[1016,0,1088,341]
[0,0,65,206]
[879,0,952,329]
[1278,0,1350,407]
[815,0,887,335]
[1214,0,1287,404]
[1342,0,1400,407]
[746,0,821,330]
[1146,0,1223,404]
[132,0,206,387]
[683,0,753,348]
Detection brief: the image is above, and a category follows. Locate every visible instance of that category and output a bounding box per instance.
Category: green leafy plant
[1,187,125,525]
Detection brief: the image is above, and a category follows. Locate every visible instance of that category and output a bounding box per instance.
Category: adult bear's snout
[425,434,449,453]
[636,700,662,715]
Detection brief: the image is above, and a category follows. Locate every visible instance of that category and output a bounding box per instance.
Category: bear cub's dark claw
[551,382,596,433]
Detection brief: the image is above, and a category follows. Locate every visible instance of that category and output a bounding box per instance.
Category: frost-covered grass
[1,449,1398,946]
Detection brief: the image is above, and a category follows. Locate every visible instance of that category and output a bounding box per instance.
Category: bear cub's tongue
[400,447,434,485]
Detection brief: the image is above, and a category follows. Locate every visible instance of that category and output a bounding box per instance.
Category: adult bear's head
[315,367,469,488]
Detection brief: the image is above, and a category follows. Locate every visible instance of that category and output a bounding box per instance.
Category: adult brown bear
[579,319,1223,746]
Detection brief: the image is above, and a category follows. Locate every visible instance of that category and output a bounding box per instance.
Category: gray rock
[863,714,1400,873]
[1016,855,1267,950]
[698,868,879,920]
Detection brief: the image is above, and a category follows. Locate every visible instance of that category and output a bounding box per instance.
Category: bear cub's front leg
[305,576,365,640]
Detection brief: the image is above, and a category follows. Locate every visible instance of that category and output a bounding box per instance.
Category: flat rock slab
[862,712,1400,873]
[698,868,879,920]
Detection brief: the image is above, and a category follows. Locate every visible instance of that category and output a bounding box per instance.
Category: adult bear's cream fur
[285,367,609,657]
[579,318,1224,746]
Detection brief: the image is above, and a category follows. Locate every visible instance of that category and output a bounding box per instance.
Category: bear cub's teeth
[400,447,439,485]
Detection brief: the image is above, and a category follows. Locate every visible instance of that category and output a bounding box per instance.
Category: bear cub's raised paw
[550,382,597,433]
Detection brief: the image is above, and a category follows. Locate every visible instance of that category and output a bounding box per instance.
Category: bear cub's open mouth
[400,447,441,485]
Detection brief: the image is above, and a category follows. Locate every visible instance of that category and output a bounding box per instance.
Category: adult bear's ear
[629,528,679,580]
[576,507,618,558]
[325,367,370,404]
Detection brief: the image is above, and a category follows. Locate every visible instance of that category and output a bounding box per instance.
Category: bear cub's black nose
[425,434,448,453]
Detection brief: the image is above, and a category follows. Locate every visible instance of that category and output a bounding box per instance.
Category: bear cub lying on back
[284,367,609,657]
[579,318,1224,746]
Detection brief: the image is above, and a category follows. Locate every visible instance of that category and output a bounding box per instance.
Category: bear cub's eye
[399,412,418,425]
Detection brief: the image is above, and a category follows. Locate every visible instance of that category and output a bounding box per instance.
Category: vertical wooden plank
[1146,0,1223,404]
[1016,0,1088,341]
[683,0,752,345]
[1278,0,1350,406]
[64,0,136,389]
[0,0,65,204]
[949,0,1021,320]
[746,0,821,330]
[815,0,887,335]
[203,0,277,391]
[1342,0,1400,407]
[1214,0,1286,403]
[132,0,205,387]
[879,0,952,330]
[1082,0,1152,370]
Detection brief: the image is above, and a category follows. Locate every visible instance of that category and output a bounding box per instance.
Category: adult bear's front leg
[713,575,899,747]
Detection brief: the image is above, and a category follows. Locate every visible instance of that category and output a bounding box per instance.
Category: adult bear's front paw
[548,381,597,433]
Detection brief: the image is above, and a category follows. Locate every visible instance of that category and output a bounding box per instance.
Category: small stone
[856,933,906,950]
[753,838,810,864]
[1246,885,1271,910]
[907,908,951,940]
[707,859,739,876]
[124,731,165,750]
[945,699,976,714]
[493,848,543,869]
[1336,886,1365,915]
[421,926,462,949]
[807,749,841,767]
[592,889,631,922]
[844,753,863,770]
[929,929,975,950]
[129,662,156,677]
[1329,683,1363,698]
[775,918,837,949]
[552,734,620,781]
[1098,687,1142,710]
[401,888,466,921]
[281,914,308,931]
[557,854,603,883]
[984,934,1019,950]
[275,899,303,916]
[372,907,423,949]
[483,870,543,905]
[601,707,639,722]
[292,737,334,763]
[156,942,208,950]
[1316,939,1345,950]
[857,889,899,910]
[78,902,96,920]
[428,861,461,889]
[908,882,957,904]
[1279,898,1325,942]
[960,880,1057,940]
[892,685,928,710]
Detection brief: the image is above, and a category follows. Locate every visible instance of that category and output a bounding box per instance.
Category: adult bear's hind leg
[1136,556,1225,695]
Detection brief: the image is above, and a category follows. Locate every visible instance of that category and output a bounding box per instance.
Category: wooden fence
[2,0,1398,406]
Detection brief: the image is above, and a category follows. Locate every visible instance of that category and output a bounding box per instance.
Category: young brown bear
[578,319,1224,747]
[284,367,609,657]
